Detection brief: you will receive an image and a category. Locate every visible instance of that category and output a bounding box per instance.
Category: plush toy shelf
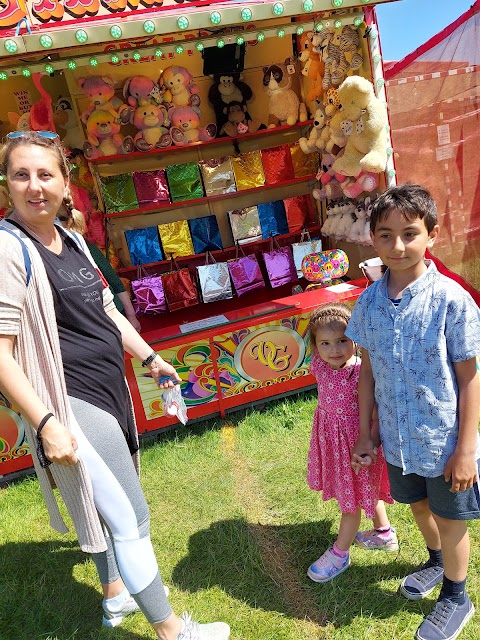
[89,120,313,169]
[104,174,317,219]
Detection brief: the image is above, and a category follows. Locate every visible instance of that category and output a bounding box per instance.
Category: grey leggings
[69,396,171,624]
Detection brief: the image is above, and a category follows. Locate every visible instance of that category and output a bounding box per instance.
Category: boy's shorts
[387,461,480,520]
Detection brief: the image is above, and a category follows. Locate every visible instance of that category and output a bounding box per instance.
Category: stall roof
[0,0,400,63]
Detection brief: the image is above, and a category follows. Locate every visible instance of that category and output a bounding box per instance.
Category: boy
[347,184,480,640]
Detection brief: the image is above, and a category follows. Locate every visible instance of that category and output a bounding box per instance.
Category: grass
[0,390,479,640]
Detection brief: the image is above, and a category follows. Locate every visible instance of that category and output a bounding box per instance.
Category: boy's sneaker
[178,611,230,639]
[102,585,170,628]
[354,527,399,551]
[415,594,474,640]
[307,547,350,583]
[400,562,444,600]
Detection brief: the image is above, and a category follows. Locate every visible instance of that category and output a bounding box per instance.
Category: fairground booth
[1,0,401,479]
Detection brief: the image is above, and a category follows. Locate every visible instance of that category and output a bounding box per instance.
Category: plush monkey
[208,74,254,134]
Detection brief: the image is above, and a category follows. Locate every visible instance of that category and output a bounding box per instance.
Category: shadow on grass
[0,540,146,640]
[173,518,427,628]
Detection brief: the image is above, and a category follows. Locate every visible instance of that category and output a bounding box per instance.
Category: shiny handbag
[188,215,223,254]
[130,264,167,314]
[292,229,322,278]
[158,220,194,258]
[196,251,233,303]
[301,249,349,283]
[228,206,262,245]
[228,242,265,296]
[162,256,199,312]
[125,226,163,266]
[262,235,297,288]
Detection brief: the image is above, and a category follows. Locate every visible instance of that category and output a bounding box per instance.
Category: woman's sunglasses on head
[6,131,59,140]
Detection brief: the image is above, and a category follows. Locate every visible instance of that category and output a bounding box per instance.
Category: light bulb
[110,25,122,39]
[143,20,155,34]
[40,35,53,48]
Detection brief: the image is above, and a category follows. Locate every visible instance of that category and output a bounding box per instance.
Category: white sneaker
[178,611,230,640]
[102,585,170,628]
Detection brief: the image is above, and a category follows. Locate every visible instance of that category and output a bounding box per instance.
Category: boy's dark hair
[370,184,438,233]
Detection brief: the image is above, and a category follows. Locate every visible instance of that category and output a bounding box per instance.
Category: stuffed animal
[83,109,133,159]
[315,25,362,91]
[322,109,349,155]
[219,101,263,137]
[334,199,356,241]
[123,75,162,108]
[159,66,200,109]
[298,104,327,154]
[53,96,84,150]
[0,185,10,221]
[347,199,367,244]
[8,110,31,132]
[332,76,388,178]
[208,73,254,135]
[262,58,307,128]
[168,106,216,145]
[320,200,338,237]
[8,73,55,134]
[297,31,324,104]
[342,170,379,199]
[78,76,128,125]
[361,196,375,246]
[312,152,345,201]
[131,103,171,151]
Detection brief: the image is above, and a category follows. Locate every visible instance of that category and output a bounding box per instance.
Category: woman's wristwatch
[142,351,158,368]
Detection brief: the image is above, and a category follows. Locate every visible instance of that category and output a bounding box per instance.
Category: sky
[375,0,474,62]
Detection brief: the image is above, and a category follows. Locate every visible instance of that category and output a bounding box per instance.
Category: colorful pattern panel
[213,315,312,398]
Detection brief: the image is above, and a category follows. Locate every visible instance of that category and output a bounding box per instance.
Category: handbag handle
[136,262,149,281]
[235,240,247,260]
[169,253,181,272]
[204,250,217,265]
[300,227,312,243]
[269,232,282,253]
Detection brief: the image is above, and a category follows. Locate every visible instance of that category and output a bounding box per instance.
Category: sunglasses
[6,130,59,140]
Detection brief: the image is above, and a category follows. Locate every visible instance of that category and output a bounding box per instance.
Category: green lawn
[0,391,478,640]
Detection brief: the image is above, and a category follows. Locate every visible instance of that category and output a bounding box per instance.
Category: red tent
[384,1,480,304]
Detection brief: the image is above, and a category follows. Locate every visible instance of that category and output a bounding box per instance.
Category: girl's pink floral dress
[307,352,393,519]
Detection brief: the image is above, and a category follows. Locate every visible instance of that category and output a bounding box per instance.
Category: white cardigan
[0,219,139,553]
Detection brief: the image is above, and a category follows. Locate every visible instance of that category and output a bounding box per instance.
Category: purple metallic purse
[130,265,167,314]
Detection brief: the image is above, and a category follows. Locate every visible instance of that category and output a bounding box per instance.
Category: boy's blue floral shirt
[346,261,480,477]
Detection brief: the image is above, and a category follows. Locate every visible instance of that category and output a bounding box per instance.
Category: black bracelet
[37,412,54,435]
[142,351,158,368]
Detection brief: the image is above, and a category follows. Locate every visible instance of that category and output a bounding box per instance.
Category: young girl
[306,302,396,583]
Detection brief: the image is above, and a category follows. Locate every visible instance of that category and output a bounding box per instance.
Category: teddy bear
[298,103,327,154]
[312,153,346,201]
[208,73,255,135]
[262,58,308,128]
[78,76,129,125]
[168,106,216,145]
[83,109,133,159]
[332,76,388,178]
[123,75,162,108]
[219,101,263,137]
[131,103,171,151]
[159,66,201,109]
[298,30,324,105]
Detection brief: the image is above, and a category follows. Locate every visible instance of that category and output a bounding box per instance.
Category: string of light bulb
[0,11,363,80]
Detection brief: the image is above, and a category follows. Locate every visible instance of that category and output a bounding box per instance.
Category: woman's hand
[148,355,182,389]
[351,435,378,475]
[40,417,78,467]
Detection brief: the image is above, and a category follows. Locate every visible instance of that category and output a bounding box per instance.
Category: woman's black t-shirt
[21,226,135,449]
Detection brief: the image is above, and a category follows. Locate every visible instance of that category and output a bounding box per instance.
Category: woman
[0,131,230,640]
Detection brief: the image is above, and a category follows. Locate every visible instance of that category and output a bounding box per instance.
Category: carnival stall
[0,0,399,479]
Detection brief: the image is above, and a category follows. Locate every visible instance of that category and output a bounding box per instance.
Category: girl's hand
[351,453,374,475]
[148,355,182,389]
[40,417,78,467]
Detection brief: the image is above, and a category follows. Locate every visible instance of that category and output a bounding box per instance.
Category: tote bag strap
[235,240,247,260]
[269,232,281,253]
[204,250,217,265]
[169,253,181,272]
[299,227,311,243]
